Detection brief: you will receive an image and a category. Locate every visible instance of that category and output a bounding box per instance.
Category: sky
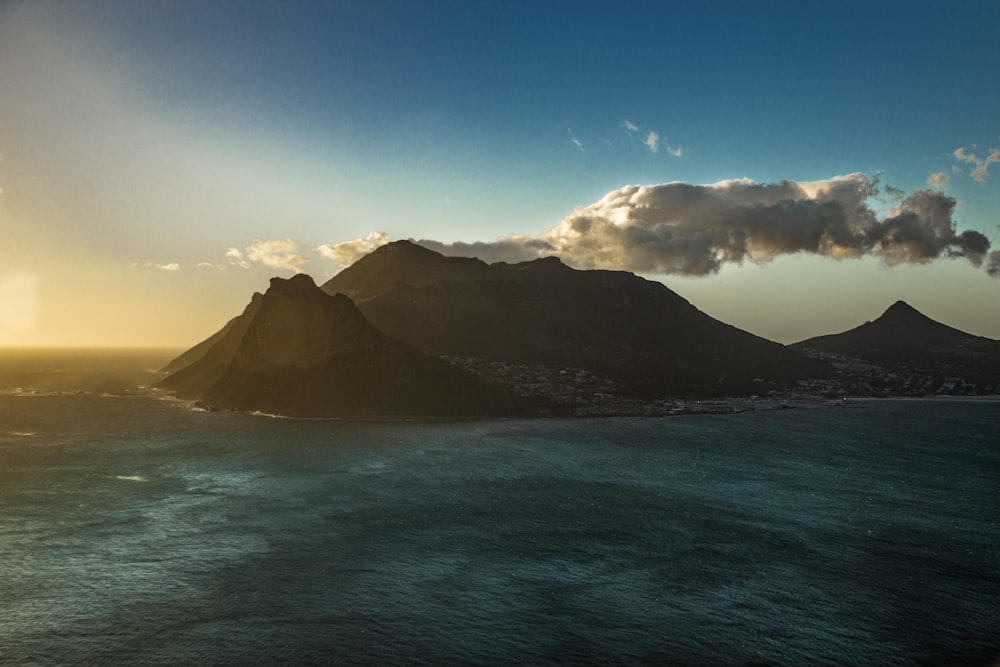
[1,0,999,347]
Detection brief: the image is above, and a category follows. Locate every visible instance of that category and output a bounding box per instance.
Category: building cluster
[795,350,1000,397]
[444,348,998,415]
[444,356,757,416]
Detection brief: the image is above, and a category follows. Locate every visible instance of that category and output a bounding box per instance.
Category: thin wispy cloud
[644,131,659,154]
[228,239,308,273]
[953,144,1000,183]
[226,247,250,269]
[621,119,681,157]
[568,128,584,151]
[130,261,182,271]
[926,172,949,189]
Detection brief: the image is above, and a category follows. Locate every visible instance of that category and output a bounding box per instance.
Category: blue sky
[1,0,998,346]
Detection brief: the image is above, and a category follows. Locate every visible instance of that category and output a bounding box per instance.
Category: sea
[1,348,998,666]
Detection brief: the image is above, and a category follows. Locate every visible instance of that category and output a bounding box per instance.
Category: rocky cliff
[159,274,513,417]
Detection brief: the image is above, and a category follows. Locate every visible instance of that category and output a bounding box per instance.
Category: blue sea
[1,349,998,666]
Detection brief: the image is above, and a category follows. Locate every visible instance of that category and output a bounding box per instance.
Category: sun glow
[0,273,39,335]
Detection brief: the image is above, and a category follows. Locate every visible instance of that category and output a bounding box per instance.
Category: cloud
[226,247,250,269]
[644,131,659,154]
[542,176,991,274]
[130,261,182,271]
[415,236,554,265]
[345,174,993,278]
[620,120,681,157]
[926,172,949,188]
[953,145,1000,183]
[987,251,1000,277]
[565,127,584,151]
[228,239,308,272]
[247,238,309,272]
[317,231,391,268]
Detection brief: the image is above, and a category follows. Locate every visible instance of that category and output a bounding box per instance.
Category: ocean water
[0,350,998,666]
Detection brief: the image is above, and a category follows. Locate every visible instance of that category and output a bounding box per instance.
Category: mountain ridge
[159,242,999,417]
[320,240,822,398]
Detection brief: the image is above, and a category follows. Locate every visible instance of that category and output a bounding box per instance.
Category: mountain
[791,301,1000,395]
[158,274,512,417]
[320,240,823,399]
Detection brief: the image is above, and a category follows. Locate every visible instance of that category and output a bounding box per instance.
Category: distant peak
[376,239,437,255]
[880,300,924,320]
[886,300,915,312]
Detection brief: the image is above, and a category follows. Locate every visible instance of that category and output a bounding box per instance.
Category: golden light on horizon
[0,272,39,335]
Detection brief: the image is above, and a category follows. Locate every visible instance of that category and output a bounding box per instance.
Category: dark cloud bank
[325,174,999,277]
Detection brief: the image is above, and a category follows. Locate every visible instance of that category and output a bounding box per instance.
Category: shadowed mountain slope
[793,301,1000,360]
[792,301,1000,394]
[159,274,512,417]
[321,241,822,396]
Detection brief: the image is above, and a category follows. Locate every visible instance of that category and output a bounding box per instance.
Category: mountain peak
[883,300,918,316]
[793,299,991,355]
[159,268,510,416]
[875,300,940,329]
[269,273,318,292]
[371,239,438,258]
[321,240,490,300]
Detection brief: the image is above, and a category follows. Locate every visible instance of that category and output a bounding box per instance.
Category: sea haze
[0,350,998,666]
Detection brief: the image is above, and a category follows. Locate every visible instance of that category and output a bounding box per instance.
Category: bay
[0,351,998,665]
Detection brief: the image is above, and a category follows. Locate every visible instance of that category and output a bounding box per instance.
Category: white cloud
[620,120,681,157]
[927,172,949,188]
[129,261,183,271]
[317,231,391,268]
[953,144,1000,183]
[644,131,659,154]
[245,238,309,273]
[226,247,250,269]
[226,239,308,272]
